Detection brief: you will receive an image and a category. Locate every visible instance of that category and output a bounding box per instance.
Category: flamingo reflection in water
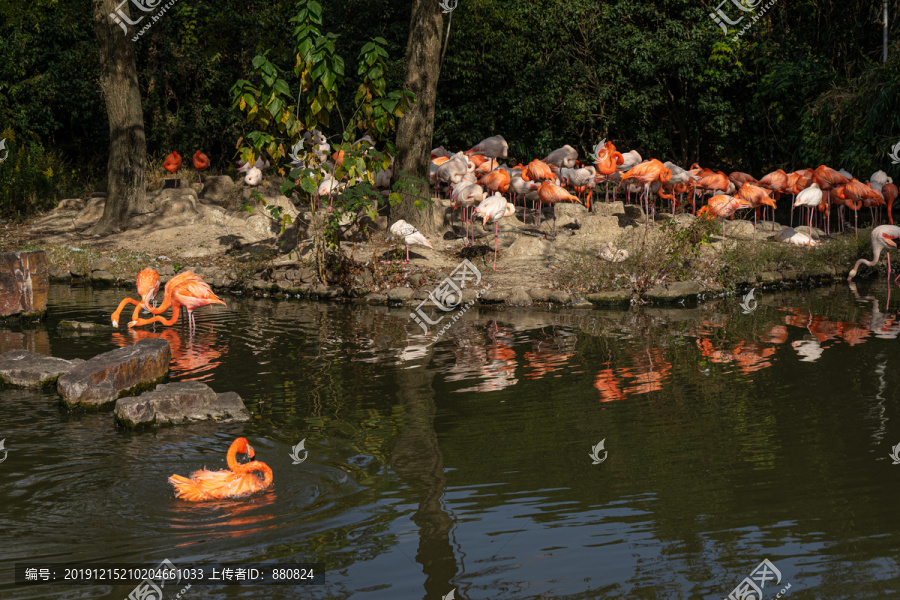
[593,348,672,400]
[111,327,225,382]
[439,325,519,393]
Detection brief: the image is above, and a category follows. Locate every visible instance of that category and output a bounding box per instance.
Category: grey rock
[91,270,117,282]
[506,287,531,306]
[49,265,71,281]
[0,350,84,388]
[299,267,317,283]
[388,287,414,301]
[781,269,800,281]
[200,175,236,205]
[585,291,632,305]
[645,281,703,303]
[530,288,553,302]
[572,298,594,309]
[408,273,424,287]
[58,320,115,331]
[480,289,509,304]
[115,381,250,427]
[57,339,171,409]
[550,291,571,304]
[365,293,388,305]
[92,257,114,271]
[758,271,782,284]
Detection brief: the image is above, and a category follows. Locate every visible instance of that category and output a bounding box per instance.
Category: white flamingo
[473,193,515,270]
[390,220,433,263]
[793,182,823,246]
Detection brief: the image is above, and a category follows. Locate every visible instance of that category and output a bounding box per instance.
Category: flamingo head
[136,268,161,309]
[235,437,256,459]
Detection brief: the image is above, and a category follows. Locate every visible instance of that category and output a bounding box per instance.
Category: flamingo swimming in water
[169,437,273,501]
[111,268,161,328]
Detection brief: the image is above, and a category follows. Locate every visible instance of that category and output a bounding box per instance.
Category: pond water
[2,282,900,599]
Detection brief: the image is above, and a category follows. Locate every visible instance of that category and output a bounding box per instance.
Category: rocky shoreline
[2,174,874,311]
[44,256,856,309]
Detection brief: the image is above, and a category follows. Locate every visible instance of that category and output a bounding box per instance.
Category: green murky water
[2,282,900,599]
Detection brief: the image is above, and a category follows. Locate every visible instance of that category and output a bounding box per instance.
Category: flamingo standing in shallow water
[130,274,226,330]
[111,268,161,328]
[848,225,900,281]
[390,220,433,263]
[192,151,209,183]
[169,437,273,501]
[163,151,182,188]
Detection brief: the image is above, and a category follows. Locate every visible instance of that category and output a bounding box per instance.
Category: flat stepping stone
[114,381,250,427]
[57,339,171,409]
[0,350,84,388]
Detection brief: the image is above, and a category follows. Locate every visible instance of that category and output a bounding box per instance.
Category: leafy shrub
[0,127,83,220]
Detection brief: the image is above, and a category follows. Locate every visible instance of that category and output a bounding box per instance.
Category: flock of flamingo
[159,134,898,277]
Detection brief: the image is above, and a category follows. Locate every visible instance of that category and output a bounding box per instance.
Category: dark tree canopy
[1,0,899,220]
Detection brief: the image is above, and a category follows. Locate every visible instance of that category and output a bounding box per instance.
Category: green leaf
[273,79,291,97]
[300,178,318,195]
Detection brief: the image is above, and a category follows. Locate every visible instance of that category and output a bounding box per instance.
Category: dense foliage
[0,0,898,218]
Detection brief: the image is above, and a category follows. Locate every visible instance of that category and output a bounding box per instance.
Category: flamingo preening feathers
[390,220,433,263]
[192,151,209,183]
[169,437,273,502]
[163,151,182,188]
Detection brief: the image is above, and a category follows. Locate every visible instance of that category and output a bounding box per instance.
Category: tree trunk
[88,0,149,235]
[390,0,445,236]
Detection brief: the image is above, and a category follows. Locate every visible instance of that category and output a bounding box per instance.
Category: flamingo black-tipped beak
[884,234,898,248]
